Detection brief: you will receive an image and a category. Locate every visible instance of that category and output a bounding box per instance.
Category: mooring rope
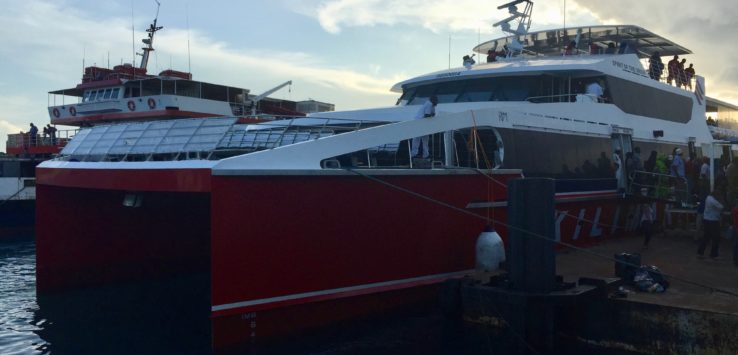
[345,168,738,299]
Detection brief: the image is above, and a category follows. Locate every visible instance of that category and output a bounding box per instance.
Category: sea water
[1,239,557,354]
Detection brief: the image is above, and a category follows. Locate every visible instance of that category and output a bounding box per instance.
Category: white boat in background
[35,0,738,351]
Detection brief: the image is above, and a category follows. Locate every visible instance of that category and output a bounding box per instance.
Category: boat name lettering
[436,72,462,79]
[498,111,508,122]
[241,312,257,320]
[611,60,647,77]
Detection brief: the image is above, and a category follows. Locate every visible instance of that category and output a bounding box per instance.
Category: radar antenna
[492,0,533,57]
[138,0,163,71]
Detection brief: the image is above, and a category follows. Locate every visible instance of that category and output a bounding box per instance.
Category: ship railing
[526,93,610,104]
[6,128,79,150]
[628,170,691,206]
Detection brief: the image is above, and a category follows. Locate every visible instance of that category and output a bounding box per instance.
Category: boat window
[408,85,436,105]
[141,79,162,96]
[606,76,692,123]
[82,91,91,102]
[434,81,465,103]
[102,89,112,100]
[456,78,495,102]
[111,88,120,99]
[397,87,417,105]
[89,90,99,101]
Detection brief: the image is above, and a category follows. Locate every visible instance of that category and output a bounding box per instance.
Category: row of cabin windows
[82,88,121,102]
[398,74,693,123]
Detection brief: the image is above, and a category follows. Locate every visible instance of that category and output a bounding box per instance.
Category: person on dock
[671,148,687,205]
[731,200,738,267]
[411,95,438,159]
[641,202,656,249]
[697,188,724,259]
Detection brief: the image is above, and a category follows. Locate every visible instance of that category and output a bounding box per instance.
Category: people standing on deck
[667,55,679,85]
[648,52,664,80]
[684,63,696,90]
[676,59,687,88]
[28,123,38,147]
[411,95,438,159]
[48,124,57,145]
[698,188,724,259]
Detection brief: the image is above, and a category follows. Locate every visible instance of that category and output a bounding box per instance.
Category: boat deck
[557,230,738,314]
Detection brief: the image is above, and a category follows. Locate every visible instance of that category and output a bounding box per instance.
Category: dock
[453,178,738,354]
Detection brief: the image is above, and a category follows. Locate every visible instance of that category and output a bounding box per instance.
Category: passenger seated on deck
[604,42,616,54]
[564,40,576,56]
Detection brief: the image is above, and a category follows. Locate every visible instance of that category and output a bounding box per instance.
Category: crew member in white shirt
[585,79,605,102]
[412,95,438,159]
[698,188,724,259]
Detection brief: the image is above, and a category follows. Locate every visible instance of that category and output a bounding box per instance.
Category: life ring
[127,100,136,111]
[147,98,156,110]
[52,108,60,118]
[69,107,77,116]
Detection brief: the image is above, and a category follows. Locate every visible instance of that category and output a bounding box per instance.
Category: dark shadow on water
[33,272,211,355]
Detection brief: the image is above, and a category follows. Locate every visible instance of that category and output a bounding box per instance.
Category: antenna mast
[139,0,163,71]
[492,0,534,57]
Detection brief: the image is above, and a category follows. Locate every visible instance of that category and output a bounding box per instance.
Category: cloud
[0,0,403,149]
[570,0,738,105]
[0,95,45,150]
[310,0,600,34]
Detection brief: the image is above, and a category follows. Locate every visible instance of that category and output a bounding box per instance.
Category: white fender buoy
[475,226,505,272]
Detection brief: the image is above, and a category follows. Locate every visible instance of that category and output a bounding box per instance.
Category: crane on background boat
[248,80,293,116]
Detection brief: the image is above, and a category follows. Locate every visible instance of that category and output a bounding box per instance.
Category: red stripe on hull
[50,109,217,126]
[212,283,441,352]
[35,184,211,293]
[36,167,212,192]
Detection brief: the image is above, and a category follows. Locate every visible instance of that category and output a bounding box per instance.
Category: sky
[1,0,737,149]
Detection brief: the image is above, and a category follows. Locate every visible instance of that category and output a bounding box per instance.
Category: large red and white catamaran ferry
[35,0,733,350]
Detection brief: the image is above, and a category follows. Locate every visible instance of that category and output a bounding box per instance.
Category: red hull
[35,184,211,293]
[36,168,632,350]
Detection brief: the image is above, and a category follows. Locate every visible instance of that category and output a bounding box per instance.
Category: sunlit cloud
[309,0,601,35]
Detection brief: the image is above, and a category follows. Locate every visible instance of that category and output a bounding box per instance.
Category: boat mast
[139,1,163,71]
[492,0,533,57]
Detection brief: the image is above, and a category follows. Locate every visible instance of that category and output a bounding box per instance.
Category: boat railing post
[408,139,414,169]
